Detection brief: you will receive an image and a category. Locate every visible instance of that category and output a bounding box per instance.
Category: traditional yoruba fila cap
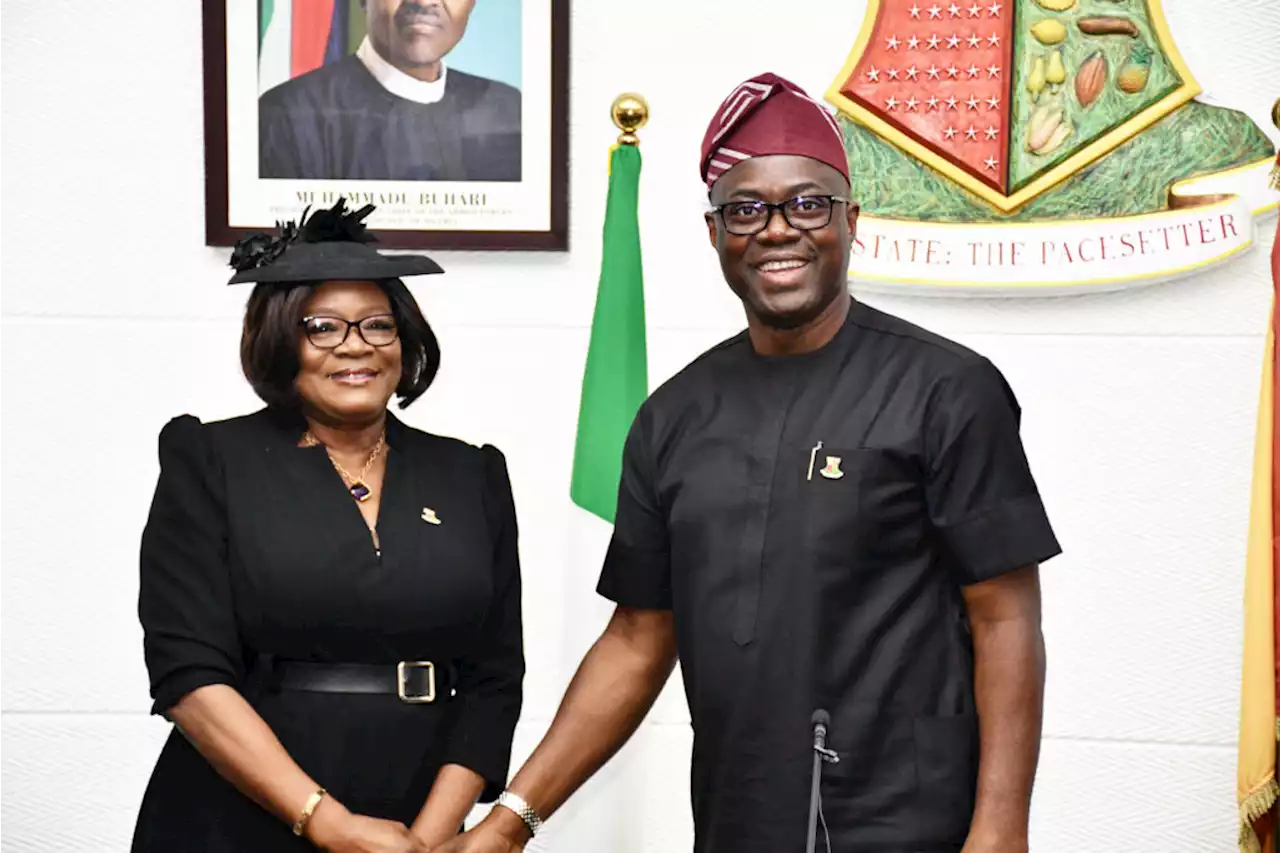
[699,72,851,191]
[226,199,443,284]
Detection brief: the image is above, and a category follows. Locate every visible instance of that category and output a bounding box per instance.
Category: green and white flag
[257,0,292,95]
[570,143,648,523]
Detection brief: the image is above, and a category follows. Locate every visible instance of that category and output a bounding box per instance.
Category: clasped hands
[305,799,438,853]
[430,811,528,853]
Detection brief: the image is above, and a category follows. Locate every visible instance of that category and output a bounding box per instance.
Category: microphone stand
[806,709,840,853]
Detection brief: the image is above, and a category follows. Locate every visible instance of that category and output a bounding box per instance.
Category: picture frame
[202,0,569,250]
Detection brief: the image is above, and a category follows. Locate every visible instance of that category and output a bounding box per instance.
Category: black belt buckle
[397,661,436,704]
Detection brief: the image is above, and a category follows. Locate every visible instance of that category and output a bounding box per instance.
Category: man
[259,0,520,182]
[441,72,1060,853]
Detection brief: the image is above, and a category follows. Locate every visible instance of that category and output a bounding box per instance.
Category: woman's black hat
[226,200,443,284]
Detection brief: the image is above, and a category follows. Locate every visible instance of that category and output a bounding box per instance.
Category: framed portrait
[202,0,569,250]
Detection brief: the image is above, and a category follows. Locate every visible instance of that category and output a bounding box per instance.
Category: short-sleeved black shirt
[598,300,1060,852]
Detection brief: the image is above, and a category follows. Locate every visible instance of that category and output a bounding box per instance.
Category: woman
[131,201,523,852]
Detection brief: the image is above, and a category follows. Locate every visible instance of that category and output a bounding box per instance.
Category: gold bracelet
[292,788,327,837]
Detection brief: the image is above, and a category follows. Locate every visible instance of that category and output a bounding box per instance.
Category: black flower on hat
[299,200,377,245]
[229,212,303,272]
[227,199,384,272]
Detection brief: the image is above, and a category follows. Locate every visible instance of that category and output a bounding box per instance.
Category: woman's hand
[306,798,430,853]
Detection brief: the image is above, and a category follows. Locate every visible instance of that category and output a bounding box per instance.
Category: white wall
[3,1,1278,850]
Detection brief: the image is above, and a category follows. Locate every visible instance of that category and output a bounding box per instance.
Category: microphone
[812,709,830,751]
[806,710,839,853]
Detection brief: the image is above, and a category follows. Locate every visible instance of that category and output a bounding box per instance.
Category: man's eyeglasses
[301,314,399,349]
[709,195,851,236]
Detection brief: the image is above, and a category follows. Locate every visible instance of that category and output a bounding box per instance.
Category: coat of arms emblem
[825,0,1277,295]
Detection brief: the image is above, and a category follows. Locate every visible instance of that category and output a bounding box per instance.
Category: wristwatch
[495,790,544,837]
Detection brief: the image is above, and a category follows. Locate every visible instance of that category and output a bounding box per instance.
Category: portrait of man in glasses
[258,0,521,182]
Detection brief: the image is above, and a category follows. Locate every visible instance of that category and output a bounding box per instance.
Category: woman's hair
[239,278,440,411]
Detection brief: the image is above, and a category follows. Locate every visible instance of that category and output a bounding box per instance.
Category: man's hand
[455,606,675,839]
[431,802,531,853]
[430,825,524,853]
[961,828,1029,853]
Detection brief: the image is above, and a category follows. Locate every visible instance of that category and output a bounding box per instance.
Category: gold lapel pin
[421,508,442,525]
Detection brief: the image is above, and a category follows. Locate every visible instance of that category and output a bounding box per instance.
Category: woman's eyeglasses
[300,314,399,349]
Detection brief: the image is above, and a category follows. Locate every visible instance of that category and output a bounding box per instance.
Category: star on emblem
[909,3,922,17]
[967,33,982,48]
[886,34,901,50]
[987,64,1001,78]
[965,125,979,140]
[927,95,940,110]
[987,2,1002,15]
[986,94,1000,109]
[928,3,943,18]
[945,95,959,110]
[984,155,999,170]
[905,65,919,80]
[946,64,960,77]
[988,32,1001,46]
[947,33,961,49]
[968,3,982,16]
[984,125,999,139]
[967,64,980,78]
[905,96,919,111]
[907,35,920,49]
[966,95,979,110]
[887,67,900,79]
[944,125,958,139]
[885,95,899,111]
[866,66,880,82]
[947,2,961,15]
[927,64,941,79]
[927,34,941,49]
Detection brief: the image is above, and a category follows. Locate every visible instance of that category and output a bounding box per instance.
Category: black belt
[265,659,458,704]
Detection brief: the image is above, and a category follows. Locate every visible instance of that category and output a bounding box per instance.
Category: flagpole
[552,92,652,853]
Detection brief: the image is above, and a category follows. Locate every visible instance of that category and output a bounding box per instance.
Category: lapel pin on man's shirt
[819,456,844,480]
[421,508,441,525]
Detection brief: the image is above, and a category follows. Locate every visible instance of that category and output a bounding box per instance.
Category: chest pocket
[803,447,918,567]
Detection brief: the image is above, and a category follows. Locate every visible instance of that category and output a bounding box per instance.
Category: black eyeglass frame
[300,313,401,350]
[708,194,854,236]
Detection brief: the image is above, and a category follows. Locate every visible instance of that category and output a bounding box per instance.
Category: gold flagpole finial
[611,93,650,146]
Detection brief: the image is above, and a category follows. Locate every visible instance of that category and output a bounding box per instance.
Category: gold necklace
[302,429,387,503]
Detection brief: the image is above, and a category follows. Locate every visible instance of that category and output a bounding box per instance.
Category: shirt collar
[356,36,448,105]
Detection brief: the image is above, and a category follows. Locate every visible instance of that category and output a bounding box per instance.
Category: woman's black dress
[130,409,524,852]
